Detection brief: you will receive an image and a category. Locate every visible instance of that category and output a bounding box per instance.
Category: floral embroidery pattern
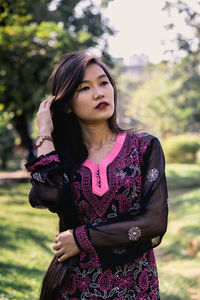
[58,257,159,299]
[77,276,91,292]
[54,132,160,300]
[117,272,134,289]
[27,154,60,172]
[112,247,126,255]
[97,270,113,291]
[128,226,141,241]
[117,194,132,214]
[60,274,78,295]
[76,132,150,219]
[74,225,100,268]
[146,168,159,182]
[32,172,45,183]
[139,268,149,290]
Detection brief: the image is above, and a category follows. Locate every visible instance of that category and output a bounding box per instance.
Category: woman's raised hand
[36,96,55,135]
[53,230,80,262]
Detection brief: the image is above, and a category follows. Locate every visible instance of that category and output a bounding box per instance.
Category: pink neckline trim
[83,133,126,196]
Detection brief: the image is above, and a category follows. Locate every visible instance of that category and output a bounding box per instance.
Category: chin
[80,109,114,124]
[85,114,113,125]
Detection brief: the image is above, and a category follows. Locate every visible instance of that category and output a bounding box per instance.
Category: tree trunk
[1,152,8,170]
[13,114,36,163]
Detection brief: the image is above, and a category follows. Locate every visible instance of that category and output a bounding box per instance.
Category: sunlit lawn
[155,164,200,300]
[0,184,58,300]
[0,164,200,299]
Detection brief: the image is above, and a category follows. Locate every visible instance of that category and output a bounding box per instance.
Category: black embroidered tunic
[27,131,168,300]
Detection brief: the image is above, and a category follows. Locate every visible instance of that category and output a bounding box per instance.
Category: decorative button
[128,226,141,241]
[32,172,45,183]
[96,169,101,188]
[146,168,159,182]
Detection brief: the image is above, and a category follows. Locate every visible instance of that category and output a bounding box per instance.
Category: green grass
[0,184,58,300]
[0,159,24,171]
[155,164,200,300]
[0,164,200,299]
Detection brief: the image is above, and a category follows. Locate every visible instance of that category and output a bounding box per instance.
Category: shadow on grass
[182,224,200,235]
[0,183,30,197]
[5,199,27,206]
[0,261,43,278]
[160,293,185,300]
[0,222,52,254]
[167,175,200,190]
[172,189,200,214]
[157,238,195,261]
[0,261,43,296]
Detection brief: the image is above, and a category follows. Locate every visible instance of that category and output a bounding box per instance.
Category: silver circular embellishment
[32,172,45,183]
[63,173,69,182]
[167,197,170,208]
[128,226,141,241]
[146,168,159,182]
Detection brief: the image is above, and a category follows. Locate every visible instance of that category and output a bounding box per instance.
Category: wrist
[36,135,53,148]
[38,131,52,136]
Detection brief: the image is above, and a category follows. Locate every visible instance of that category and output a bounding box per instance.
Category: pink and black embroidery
[58,252,160,299]
[74,225,100,268]
[74,132,150,220]
[27,154,60,172]
[55,132,161,300]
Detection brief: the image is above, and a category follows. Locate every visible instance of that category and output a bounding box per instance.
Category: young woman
[26,51,168,300]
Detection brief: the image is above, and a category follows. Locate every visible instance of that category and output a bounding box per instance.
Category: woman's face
[71,63,115,125]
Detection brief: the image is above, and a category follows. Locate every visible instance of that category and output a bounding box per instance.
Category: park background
[0,0,200,299]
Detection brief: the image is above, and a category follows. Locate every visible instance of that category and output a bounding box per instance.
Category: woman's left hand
[53,229,80,262]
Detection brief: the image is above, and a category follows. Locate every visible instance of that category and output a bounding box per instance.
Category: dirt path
[0,170,30,185]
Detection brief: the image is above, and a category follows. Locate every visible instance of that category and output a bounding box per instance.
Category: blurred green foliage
[0,0,114,157]
[163,1,200,58]
[0,110,16,169]
[163,135,200,163]
[127,61,200,138]
[125,1,200,139]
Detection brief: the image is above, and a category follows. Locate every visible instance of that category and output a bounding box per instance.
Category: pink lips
[95,101,109,109]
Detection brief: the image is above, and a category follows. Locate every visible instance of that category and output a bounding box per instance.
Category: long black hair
[39,51,124,300]
[50,50,123,177]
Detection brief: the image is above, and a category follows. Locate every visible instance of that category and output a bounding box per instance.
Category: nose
[93,85,104,100]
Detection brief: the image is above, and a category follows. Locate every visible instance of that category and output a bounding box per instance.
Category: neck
[79,121,116,150]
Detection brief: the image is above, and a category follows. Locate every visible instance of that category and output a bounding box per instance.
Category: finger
[54,249,64,258]
[52,243,60,250]
[58,253,69,263]
[39,96,55,108]
[38,100,48,111]
[54,237,59,243]
[46,96,56,108]
[45,95,55,102]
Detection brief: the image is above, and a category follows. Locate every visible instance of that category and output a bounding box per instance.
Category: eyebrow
[80,74,108,84]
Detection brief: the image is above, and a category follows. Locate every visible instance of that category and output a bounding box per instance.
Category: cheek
[107,86,115,101]
[72,96,91,117]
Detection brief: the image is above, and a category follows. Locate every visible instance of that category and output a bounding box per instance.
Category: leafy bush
[163,135,200,163]
[0,111,16,169]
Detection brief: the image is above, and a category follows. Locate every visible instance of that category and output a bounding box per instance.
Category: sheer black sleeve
[25,151,67,213]
[73,137,168,267]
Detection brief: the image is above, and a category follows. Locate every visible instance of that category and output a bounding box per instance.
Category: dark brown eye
[101,81,109,86]
[79,86,90,92]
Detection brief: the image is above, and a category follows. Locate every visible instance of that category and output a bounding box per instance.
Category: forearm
[36,96,56,157]
[37,138,56,157]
